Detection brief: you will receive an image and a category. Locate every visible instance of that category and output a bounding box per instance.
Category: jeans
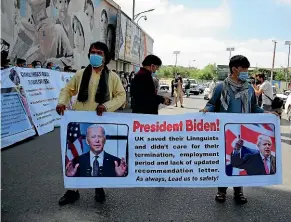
[218,187,243,194]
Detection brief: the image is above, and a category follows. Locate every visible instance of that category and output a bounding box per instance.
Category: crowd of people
[1,50,79,73]
[2,41,281,206]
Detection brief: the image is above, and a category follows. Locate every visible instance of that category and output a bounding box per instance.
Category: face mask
[35,65,41,68]
[239,72,248,81]
[152,72,156,77]
[90,54,103,67]
[151,65,157,74]
[51,66,56,70]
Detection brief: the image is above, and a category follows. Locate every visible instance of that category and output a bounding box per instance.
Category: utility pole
[173,51,180,76]
[132,0,135,20]
[226,47,235,60]
[270,40,277,82]
[285,41,291,89]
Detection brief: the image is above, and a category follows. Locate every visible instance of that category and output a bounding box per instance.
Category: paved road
[2,94,291,222]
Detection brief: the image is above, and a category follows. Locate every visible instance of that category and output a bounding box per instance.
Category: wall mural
[1,0,154,69]
[1,0,118,69]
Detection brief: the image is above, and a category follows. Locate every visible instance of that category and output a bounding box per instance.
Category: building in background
[1,0,154,72]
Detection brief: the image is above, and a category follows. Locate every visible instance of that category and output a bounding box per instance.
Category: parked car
[203,87,210,100]
[203,82,221,100]
[159,81,170,92]
[189,83,200,95]
[273,86,288,108]
[198,84,207,94]
[182,78,197,92]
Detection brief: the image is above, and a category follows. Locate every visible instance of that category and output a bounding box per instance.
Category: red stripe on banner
[241,125,276,152]
[225,129,237,157]
[68,141,79,158]
[240,170,247,175]
[262,124,273,131]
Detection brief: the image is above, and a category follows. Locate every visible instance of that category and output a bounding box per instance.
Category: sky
[114,0,291,69]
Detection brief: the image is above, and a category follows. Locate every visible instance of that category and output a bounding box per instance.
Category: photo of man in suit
[230,134,276,175]
[66,124,127,177]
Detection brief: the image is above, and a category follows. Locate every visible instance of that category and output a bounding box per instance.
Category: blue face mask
[35,65,41,68]
[239,72,249,81]
[152,72,156,77]
[90,54,103,67]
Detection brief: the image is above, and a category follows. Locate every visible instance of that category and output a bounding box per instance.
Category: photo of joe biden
[66,124,127,177]
[230,134,276,175]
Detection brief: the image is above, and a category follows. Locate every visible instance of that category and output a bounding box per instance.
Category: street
[2,94,291,222]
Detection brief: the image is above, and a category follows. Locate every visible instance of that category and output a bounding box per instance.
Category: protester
[56,41,126,206]
[130,55,171,114]
[1,51,10,70]
[174,74,184,108]
[200,55,278,204]
[16,58,26,67]
[253,73,273,111]
[46,62,54,69]
[31,60,42,68]
[185,79,191,97]
[129,71,135,83]
[120,72,128,106]
[171,78,175,97]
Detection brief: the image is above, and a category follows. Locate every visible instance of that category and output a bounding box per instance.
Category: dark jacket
[185,81,191,89]
[71,151,121,177]
[130,67,164,114]
[231,146,276,175]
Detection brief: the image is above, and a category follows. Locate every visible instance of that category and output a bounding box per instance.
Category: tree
[274,69,286,81]
[197,64,217,80]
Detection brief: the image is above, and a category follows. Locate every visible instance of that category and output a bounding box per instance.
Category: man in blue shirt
[200,55,278,204]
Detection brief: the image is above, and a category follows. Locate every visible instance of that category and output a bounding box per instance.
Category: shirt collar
[260,152,270,161]
[90,150,104,160]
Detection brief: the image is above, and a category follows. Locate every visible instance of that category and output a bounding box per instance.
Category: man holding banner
[201,55,278,204]
[56,41,126,205]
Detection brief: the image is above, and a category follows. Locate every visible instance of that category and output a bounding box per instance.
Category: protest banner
[61,111,282,188]
[1,68,36,148]
[53,72,75,127]
[13,67,61,135]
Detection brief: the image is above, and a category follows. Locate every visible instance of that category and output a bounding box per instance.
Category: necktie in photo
[93,156,99,177]
[264,157,270,174]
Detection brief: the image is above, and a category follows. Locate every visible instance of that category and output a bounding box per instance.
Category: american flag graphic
[225,123,275,176]
[66,122,84,164]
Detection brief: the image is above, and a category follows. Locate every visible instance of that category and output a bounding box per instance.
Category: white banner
[1,89,36,148]
[61,112,282,188]
[14,67,62,135]
[1,68,35,148]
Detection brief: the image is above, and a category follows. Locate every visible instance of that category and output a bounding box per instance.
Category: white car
[273,86,288,108]
[159,81,170,92]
